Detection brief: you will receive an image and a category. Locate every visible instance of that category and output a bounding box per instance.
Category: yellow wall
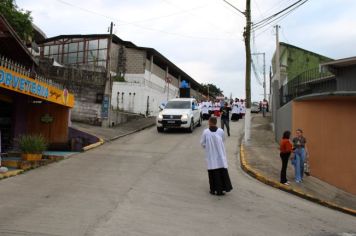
[293,98,356,194]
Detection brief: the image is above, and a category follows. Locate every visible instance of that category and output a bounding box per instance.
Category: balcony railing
[279,67,336,107]
[0,55,64,90]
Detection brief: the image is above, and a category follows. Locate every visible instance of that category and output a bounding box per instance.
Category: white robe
[200,128,228,170]
[240,102,246,113]
[231,102,240,114]
[201,105,209,114]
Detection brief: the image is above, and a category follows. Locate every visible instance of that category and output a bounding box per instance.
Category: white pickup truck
[156,98,202,133]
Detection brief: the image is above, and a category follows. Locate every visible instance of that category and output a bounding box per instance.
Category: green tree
[201,83,223,98]
[0,0,33,41]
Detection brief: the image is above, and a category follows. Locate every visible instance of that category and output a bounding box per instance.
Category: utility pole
[244,0,252,142]
[274,25,281,84]
[223,0,252,142]
[102,21,114,127]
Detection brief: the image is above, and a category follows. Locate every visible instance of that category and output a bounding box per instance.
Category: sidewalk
[71,116,156,142]
[241,113,356,215]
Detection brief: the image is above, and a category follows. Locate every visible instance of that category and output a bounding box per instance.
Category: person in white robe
[201,102,210,120]
[231,98,240,121]
[200,117,233,196]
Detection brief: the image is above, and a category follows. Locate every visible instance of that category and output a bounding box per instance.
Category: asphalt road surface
[0,121,355,236]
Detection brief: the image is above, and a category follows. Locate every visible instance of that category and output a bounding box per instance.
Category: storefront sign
[0,66,74,108]
[40,113,54,124]
[0,68,49,98]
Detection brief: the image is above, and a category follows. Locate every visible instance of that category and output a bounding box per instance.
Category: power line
[253,0,304,27]
[254,0,295,20]
[252,0,308,29]
[160,0,240,37]
[222,0,245,15]
[54,0,239,41]
[253,0,309,31]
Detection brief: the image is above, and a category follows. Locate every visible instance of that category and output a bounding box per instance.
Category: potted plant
[17,134,47,161]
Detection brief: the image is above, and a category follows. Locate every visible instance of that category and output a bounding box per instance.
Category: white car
[156,98,202,133]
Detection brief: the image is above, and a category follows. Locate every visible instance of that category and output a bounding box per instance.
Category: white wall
[111,70,179,116]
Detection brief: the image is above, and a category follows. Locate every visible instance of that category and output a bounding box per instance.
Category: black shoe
[216,191,225,196]
[209,191,216,195]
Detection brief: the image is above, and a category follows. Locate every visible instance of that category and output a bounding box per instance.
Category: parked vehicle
[251,101,260,113]
[156,98,202,133]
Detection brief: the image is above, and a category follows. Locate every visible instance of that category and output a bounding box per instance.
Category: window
[44,46,49,55]
[68,43,78,53]
[88,40,98,50]
[88,50,98,62]
[98,49,107,60]
[99,39,108,49]
[165,101,191,109]
[78,41,84,51]
[77,51,84,63]
[63,44,68,53]
[50,45,58,55]
[68,53,77,64]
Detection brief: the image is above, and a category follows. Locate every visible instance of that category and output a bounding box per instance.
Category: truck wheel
[157,127,164,133]
[187,119,194,133]
[197,116,202,127]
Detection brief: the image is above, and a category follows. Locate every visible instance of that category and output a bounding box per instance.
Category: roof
[280,42,333,61]
[0,14,38,67]
[320,56,356,69]
[37,34,137,47]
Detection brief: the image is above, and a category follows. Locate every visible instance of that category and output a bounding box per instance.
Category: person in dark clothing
[279,131,293,185]
[220,102,231,136]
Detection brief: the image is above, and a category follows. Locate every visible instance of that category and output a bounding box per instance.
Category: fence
[279,67,336,107]
[0,54,64,90]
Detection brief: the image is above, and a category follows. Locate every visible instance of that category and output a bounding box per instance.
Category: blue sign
[180,80,189,88]
[0,69,49,98]
[101,95,110,118]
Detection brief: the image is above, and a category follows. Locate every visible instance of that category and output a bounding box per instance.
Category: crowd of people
[198,98,246,121]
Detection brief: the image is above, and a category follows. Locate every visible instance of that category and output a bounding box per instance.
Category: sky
[16,0,356,101]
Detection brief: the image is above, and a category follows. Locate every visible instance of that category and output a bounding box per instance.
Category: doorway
[0,100,12,153]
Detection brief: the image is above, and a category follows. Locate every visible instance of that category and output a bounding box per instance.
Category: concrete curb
[82,122,156,151]
[109,123,156,141]
[240,144,356,217]
[82,138,105,151]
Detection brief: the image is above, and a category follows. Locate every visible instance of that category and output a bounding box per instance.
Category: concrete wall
[292,97,356,195]
[275,101,292,142]
[125,48,146,74]
[40,65,106,124]
[111,70,179,117]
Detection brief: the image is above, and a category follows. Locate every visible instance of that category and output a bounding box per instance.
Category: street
[0,121,355,236]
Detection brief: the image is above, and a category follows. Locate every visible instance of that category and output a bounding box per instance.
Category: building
[0,14,75,152]
[37,34,203,125]
[271,43,356,194]
[272,42,332,87]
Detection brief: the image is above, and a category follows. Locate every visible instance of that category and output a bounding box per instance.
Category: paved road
[0,121,354,236]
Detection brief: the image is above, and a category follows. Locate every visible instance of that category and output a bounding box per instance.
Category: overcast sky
[17,0,356,101]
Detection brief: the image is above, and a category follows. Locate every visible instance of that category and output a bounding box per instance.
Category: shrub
[17,134,47,154]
